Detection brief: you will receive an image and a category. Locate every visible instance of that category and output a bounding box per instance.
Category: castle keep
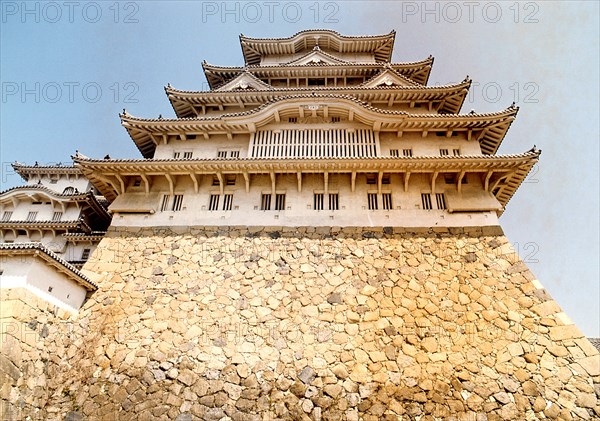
[1,30,598,420]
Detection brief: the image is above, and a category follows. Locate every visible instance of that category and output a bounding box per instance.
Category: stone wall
[2,226,599,420]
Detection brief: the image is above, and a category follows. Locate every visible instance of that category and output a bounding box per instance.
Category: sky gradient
[1,1,598,335]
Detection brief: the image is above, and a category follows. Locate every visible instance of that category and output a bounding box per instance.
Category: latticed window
[440,149,449,156]
[261,194,271,211]
[328,193,339,211]
[314,193,324,211]
[382,193,393,210]
[183,152,193,159]
[230,150,240,158]
[225,175,236,186]
[209,194,220,211]
[173,152,180,159]
[222,194,233,211]
[160,195,170,212]
[403,148,413,157]
[367,193,378,210]
[26,211,38,221]
[217,151,227,158]
[52,211,63,221]
[81,248,91,260]
[2,211,12,221]
[435,193,447,210]
[275,194,286,211]
[366,174,377,184]
[390,149,399,157]
[453,149,461,156]
[421,194,432,210]
[172,195,184,211]
[212,176,220,186]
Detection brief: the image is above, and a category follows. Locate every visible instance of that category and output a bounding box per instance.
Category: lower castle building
[1,30,598,420]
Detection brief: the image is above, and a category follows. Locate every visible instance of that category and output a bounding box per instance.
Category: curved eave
[166,80,471,118]
[0,242,97,290]
[62,232,107,242]
[12,164,81,181]
[0,220,91,232]
[240,30,396,65]
[75,150,539,209]
[123,95,515,158]
[202,58,433,89]
[0,187,111,223]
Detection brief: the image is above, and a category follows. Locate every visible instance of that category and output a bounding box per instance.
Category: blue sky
[1,1,598,335]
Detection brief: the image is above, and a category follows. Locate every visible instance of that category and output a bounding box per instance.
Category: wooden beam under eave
[404,172,411,192]
[270,172,276,196]
[140,174,151,194]
[216,172,224,195]
[484,170,494,191]
[297,172,302,192]
[165,173,174,196]
[324,172,329,196]
[148,133,158,146]
[431,171,438,195]
[348,110,354,121]
[274,110,280,122]
[422,130,428,138]
[179,133,187,141]
[377,171,383,195]
[243,172,250,193]
[323,106,328,118]
[351,172,357,192]
[299,107,305,118]
[189,173,199,193]
[162,134,168,145]
[467,129,473,141]
[115,174,126,195]
[226,131,233,140]
[457,170,466,193]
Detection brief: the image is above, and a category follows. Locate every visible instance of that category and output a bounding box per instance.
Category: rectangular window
[314,193,324,211]
[275,194,286,211]
[444,174,455,184]
[366,174,377,184]
[453,149,461,156]
[225,175,236,186]
[52,211,63,221]
[328,193,339,211]
[382,174,391,184]
[421,193,432,210]
[212,176,220,186]
[440,149,449,156]
[208,194,220,211]
[217,151,227,158]
[331,116,340,123]
[288,117,297,123]
[26,211,38,222]
[183,152,193,159]
[1,211,12,222]
[81,248,91,260]
[261,194,271,211]
[173,152,181,159]
[390,149,399,157]
[230,150,240,158]
[436,193,447,210]
[172,195,184,211]
[160,195,170,212]
[382,193,393,210]
[402,148,413,157]
[222,194,233,211]
[367,193,378,210]
[132,178,141,187]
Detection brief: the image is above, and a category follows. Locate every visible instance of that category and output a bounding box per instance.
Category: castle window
[230,150,240,158]
[328,193,339,211]
[217,151,227,158]
[435,193,447,210]
[366,174,377,184]
[209,194,220,211]
[1,211,12,222]
[288,117,297,123]
[382,193,393,210]
[403,149,413,157]
[314,193,324,211]
[222,194,233,211]
[48,286,53,292]
[308,78,325,86]
[453,149,461,156]
[382,174,391,184]
[172,195,184,211]
[81,248,91,260]
[212,176,220,186]
[367,193,378,210]
[444,174,455,184]
[160,195,170,212]
[390,149,399,157]
[17,230,26,236]
[50,179,58,184]
[331,117,340,123]
[173,152,181,159]
[183,152,193,159]
[62,187,75,195]
[421,194,432,210]
[439,149,449,156]
[225,175,236,186]
[52,211,63,221]
[26,211,38,222]
[275,194,286,211]
[261,194,272,211]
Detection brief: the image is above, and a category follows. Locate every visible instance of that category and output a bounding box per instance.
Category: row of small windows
[1,211,63,222]
[173,150,241,159]
[313,193,339,211]
[421,193,447,210]
[367,193,393,211]
[390,149,461,157]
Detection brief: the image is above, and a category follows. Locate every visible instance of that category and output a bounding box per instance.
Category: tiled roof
[0,242,97,290]
[588,338,600,351]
